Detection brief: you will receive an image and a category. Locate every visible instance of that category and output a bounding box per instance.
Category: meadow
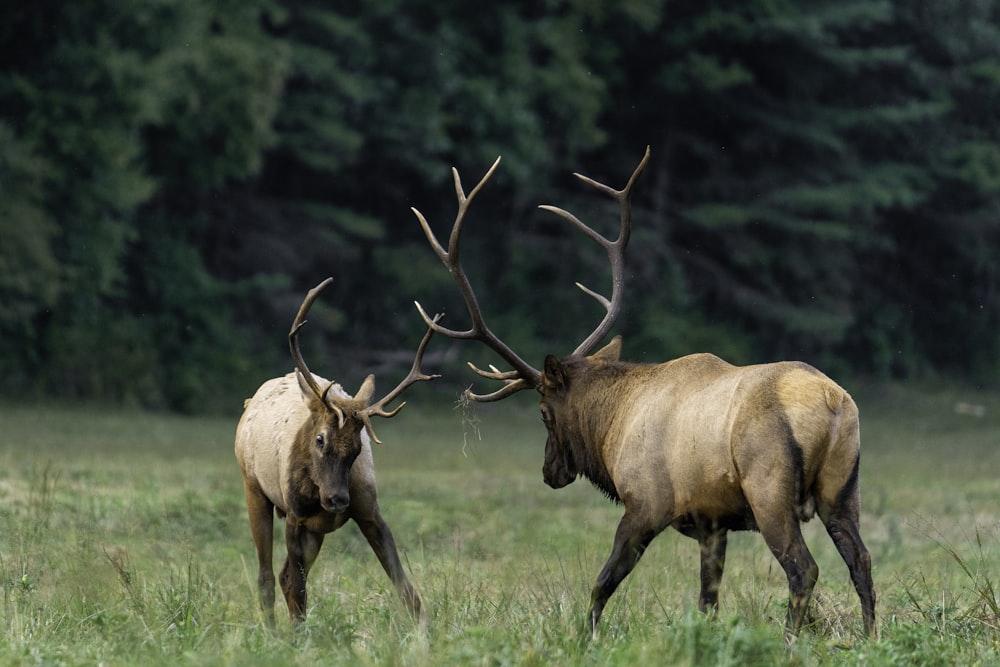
[1,381,999,666]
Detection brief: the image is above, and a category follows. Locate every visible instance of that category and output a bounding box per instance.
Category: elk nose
[322,490,350,514]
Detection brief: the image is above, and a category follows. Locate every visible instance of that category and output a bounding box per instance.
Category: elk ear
[542,355,569,395]
[589,335,622,362]
[296,370,318,401]
[297,371,345,424]
[354,374,376,404]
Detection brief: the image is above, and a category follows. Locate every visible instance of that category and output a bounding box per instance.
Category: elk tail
[823,385,844,413]
[823,385,847,446]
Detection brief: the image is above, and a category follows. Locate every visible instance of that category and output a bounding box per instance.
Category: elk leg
[755,514,818,638]
[824,509,876,637]
[279,517,325,622]
[243,479,276,626]
[697,529,728,614]
[356,509,424,623]
[588,512,657,638]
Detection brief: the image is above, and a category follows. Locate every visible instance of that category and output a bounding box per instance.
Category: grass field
[2,381,999,665]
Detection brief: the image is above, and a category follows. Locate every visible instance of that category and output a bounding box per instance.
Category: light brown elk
[235,278,436,626]
[412,148,875,639]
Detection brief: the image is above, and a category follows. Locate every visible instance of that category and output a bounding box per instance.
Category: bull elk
[235,278,436,626]
[411,148,876,639]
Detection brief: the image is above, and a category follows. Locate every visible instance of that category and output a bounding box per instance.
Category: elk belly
[665,433,745,519]
[673,465,748,520]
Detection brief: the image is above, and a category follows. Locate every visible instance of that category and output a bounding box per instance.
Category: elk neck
[557,358,643,503]
[284,413,325,516]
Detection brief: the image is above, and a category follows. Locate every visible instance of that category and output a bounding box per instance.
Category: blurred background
[1,0,997,413]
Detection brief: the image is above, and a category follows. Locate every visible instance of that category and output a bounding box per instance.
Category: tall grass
[1,382,999,665]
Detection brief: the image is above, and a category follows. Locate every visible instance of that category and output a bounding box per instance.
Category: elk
[235,278,436,626]
[411,148,876,639]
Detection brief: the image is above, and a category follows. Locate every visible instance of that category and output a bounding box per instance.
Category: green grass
[1,382,1000,665]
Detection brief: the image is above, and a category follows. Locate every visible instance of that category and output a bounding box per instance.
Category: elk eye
[315,434,324,448]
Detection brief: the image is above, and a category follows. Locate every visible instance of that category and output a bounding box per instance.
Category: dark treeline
[1,0,998,412]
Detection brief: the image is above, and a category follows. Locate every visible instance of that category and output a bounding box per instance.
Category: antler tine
[540,146,651,357]
[289,277,346,426]
[463,377,536,403]
[360,313,443,444]
[413,157,543,398]
[366,313,443,416]
[461,362,532,401]
[467,362,520,381]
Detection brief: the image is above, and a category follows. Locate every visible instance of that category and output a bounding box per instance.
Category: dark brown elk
[411,148,875,639]
[235,278,437,626]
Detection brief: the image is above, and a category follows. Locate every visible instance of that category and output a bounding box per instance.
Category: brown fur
[409,149,871,638]
[235,372,423,626]
[540,337,875,639]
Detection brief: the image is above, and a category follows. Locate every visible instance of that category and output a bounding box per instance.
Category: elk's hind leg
[279,517,325,622]
[743,486,819,638]
[766,520,818,637]
[697,528,728,615]
[820,460,876,637]
[243,479,277,626]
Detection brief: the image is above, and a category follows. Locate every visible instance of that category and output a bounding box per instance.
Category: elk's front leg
[697,529,728,614]
[588,511,658,638]
[279,516,325,622]
[355,507,424,623]
[243,479,277,626]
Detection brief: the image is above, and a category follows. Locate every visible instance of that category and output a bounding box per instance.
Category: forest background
[1,0,998,413]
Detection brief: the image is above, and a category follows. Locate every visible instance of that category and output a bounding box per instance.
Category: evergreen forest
[2,0,998,412]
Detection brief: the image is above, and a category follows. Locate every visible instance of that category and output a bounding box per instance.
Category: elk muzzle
[542,433,576,489]
[317,459,354,513]
[320,486,350,514]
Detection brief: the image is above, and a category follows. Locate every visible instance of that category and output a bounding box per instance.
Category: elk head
[291,278,440,512]
[412,149,649,487]
[540,336,624,490]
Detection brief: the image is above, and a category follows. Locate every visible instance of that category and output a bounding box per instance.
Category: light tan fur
[235,277,436,628]
[235,371,422,626]
[236,373,377,531]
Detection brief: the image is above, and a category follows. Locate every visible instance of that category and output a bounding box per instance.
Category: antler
[541,145,650,357]
[289,277,346,427]
[359,313,442,444]
[413,147,650,402]
[412,157,544,402]
[291,277,442,442]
